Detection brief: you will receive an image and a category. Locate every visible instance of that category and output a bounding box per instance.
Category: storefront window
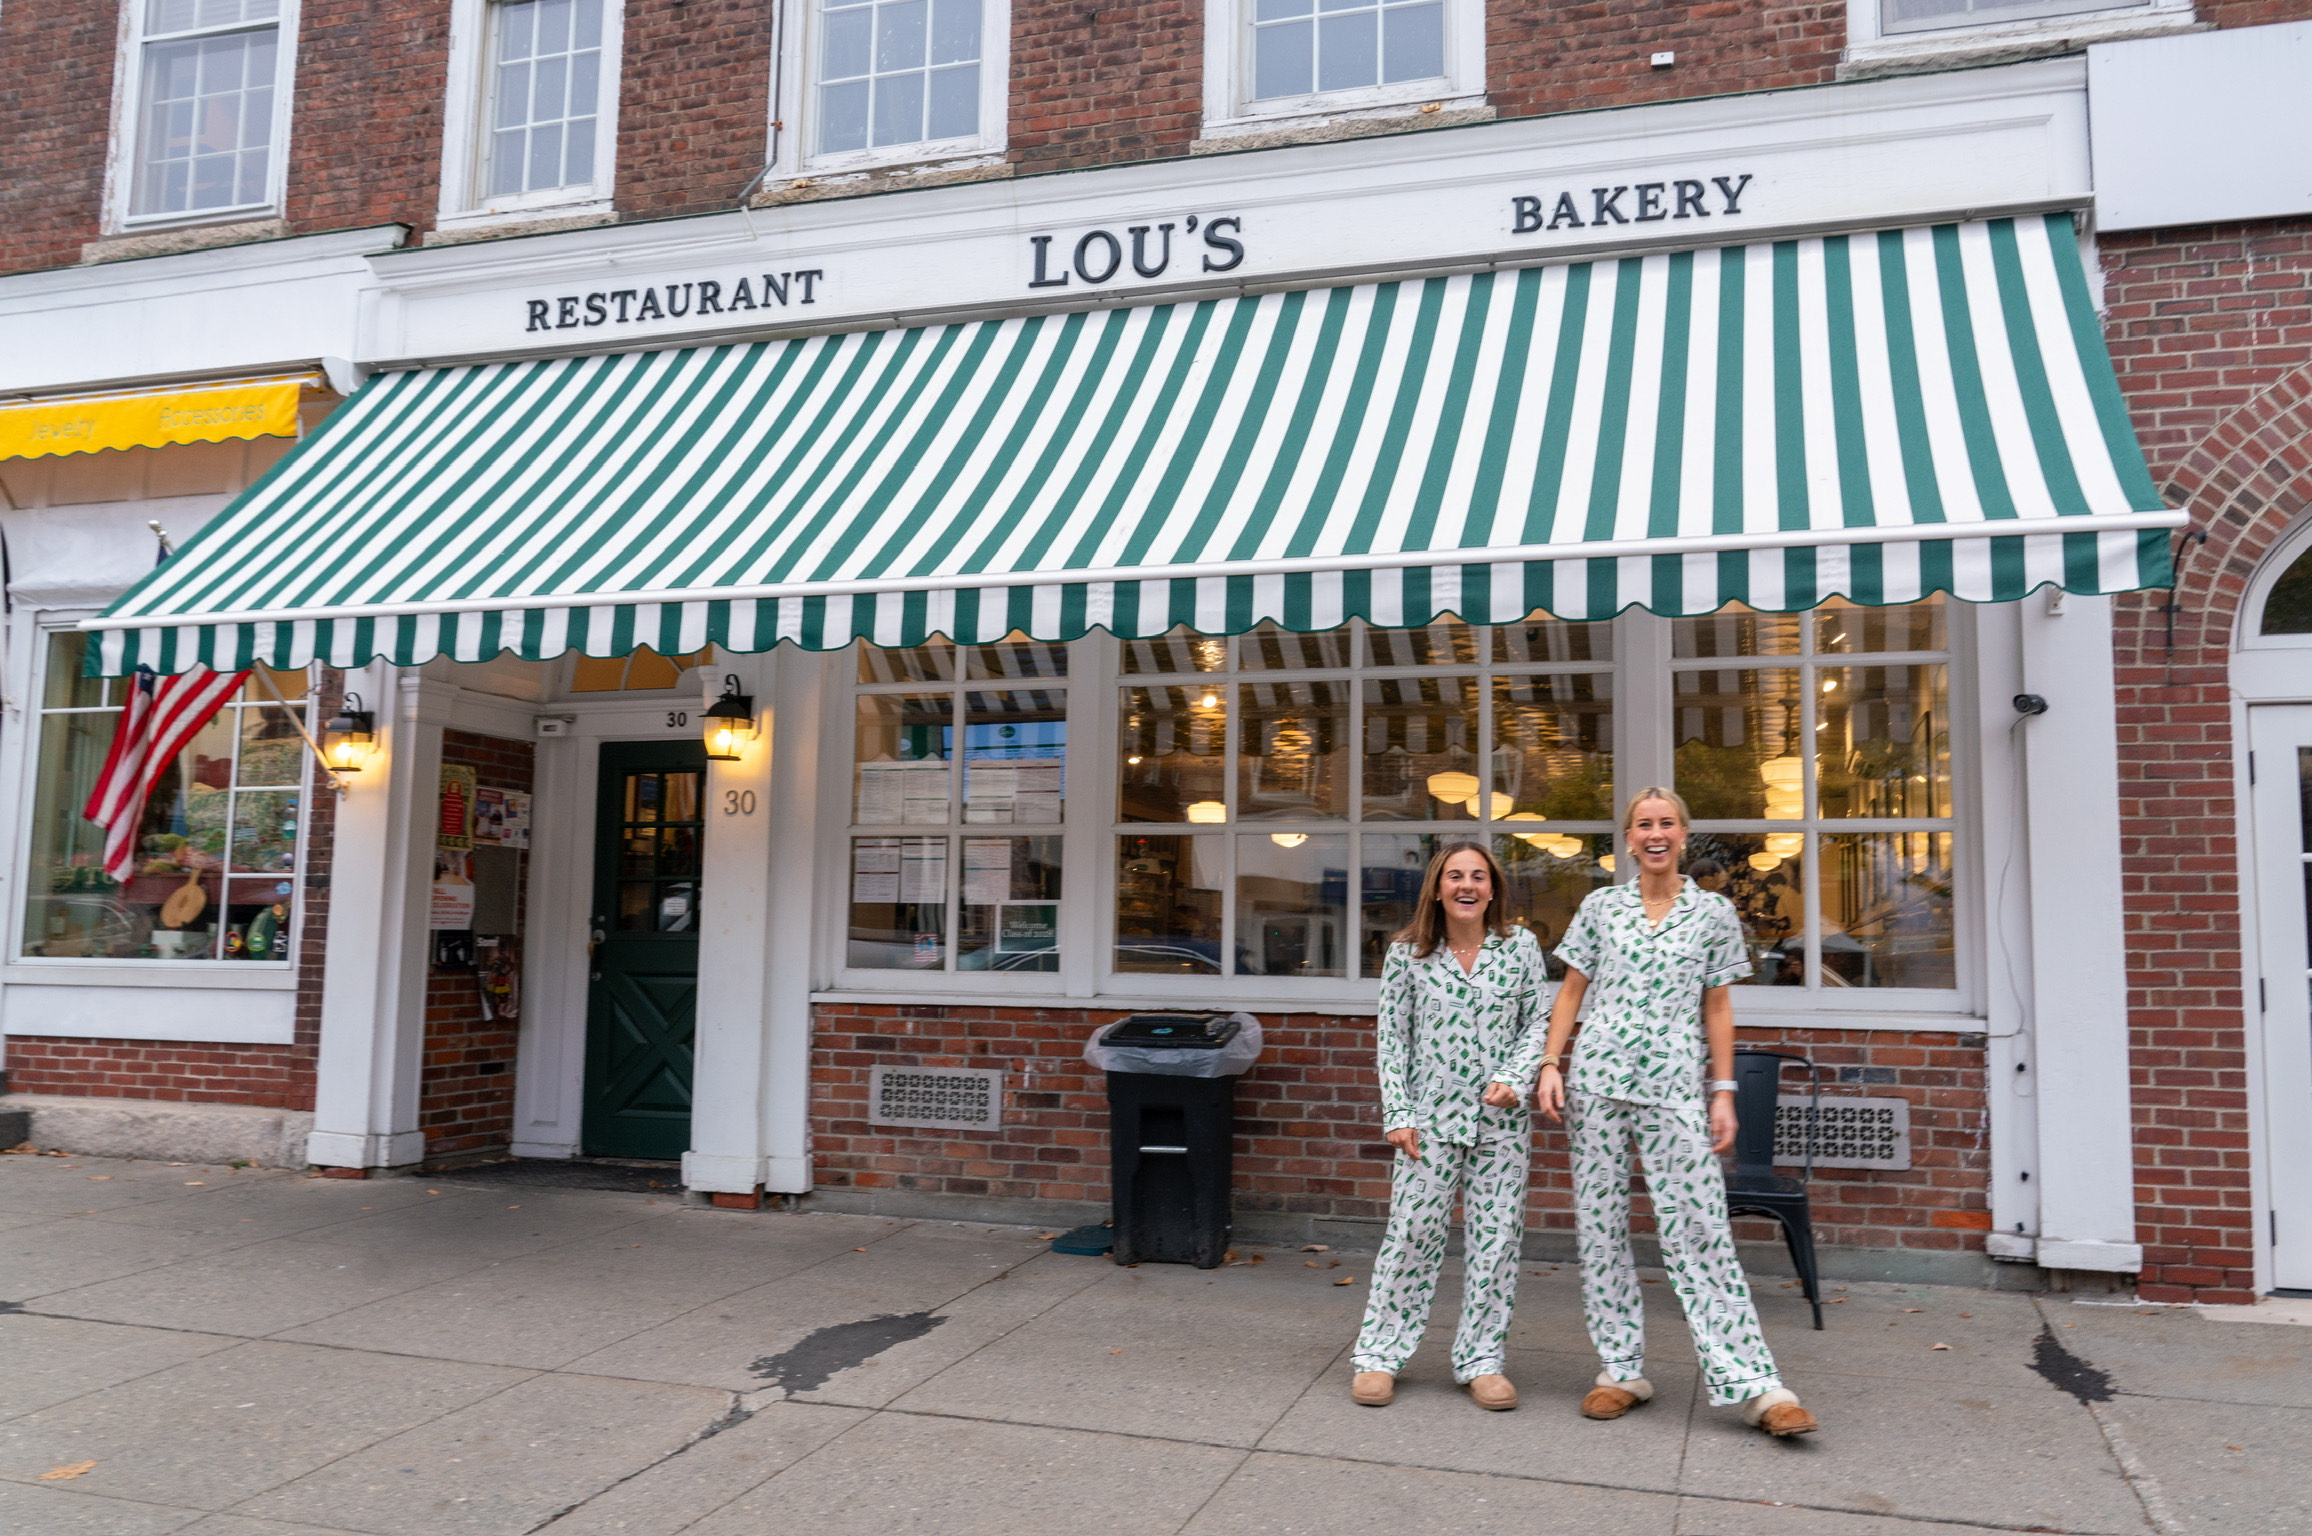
[1673,597,1955,991]
[847,637,1068,971]
[22,633,309,963]
[1114,619,1614,980]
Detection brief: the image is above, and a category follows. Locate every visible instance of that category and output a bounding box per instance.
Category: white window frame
[779,0,1011,179]
[2240,514,2312,655]
[823,606,1984,1025]
[1200,0,1484,141]
[6,615,312,981]
[107,0,301,233]
[1842,0,2194,72]
[435,0,625,232]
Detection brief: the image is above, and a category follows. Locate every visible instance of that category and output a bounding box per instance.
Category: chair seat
[1727,1173,1809,1199]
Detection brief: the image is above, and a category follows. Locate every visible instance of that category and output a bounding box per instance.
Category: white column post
[306,667,443,1171]
[682,650,808,1198]
[2016,593,2143,1272]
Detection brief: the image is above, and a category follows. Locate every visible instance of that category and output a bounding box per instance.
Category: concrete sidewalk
[3,1154,2304,1536]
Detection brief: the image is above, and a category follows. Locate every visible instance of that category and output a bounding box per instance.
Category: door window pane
[1816,665,1948,819]
[1120,686,1227,822]
[1361,675,1479,821]
[485,0,604,197]
[958,835,1061,972]
[964,690,1066,823]
[1492,673,1612,821]
[1238,833,1348,977]
[1674,668,1803,820]
[1822,833,1955,989]
[1237,681,1348,820]
[855,693,953,824]
[1116,834,1224,973]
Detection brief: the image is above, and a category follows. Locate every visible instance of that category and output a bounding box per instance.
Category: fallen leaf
[1333,1276,1356,1286]
[1109,1348,1124,1355]
[1248,1253,1266,1264]
[87,1176,111,1181]
[1328,1260,1342,1269]
[853,1247,868,1252]
[1902,1308,1924,1313]
[428,1189,441,1195]
[1034,1232,1057,1241]
[39,1461,97,1482]
[1224,1249,1239,1263]
[1301,1244,1331,1252]
[505,1205,522,1210]
[183,1181,205,1186]
[2225,1444,2243,1452]
[1958,1312,1972,1319]
[1828,1297,1846,1304]
[1931,1343,1951,1351]
[1305,1261,1322,1268]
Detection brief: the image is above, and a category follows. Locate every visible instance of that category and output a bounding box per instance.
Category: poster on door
[438,765,476,850]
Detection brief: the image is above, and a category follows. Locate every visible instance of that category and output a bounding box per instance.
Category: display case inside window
[22,633,309,962]
[1112,619,1614,982]
[846,638,1068,973]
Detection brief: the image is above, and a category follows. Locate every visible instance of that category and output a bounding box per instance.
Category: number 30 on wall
[722,789,756,816]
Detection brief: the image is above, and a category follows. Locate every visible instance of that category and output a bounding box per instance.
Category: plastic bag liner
[1083,1012,1263,1078]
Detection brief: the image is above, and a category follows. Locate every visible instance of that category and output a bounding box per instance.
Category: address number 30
[722,789,757,816]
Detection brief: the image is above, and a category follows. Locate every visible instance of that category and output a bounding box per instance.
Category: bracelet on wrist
[1708,1079,1738,1094]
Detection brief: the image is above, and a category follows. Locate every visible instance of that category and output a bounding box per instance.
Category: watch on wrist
[1708,1079,1739,1093]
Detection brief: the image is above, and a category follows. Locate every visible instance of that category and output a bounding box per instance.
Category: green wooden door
[582,741,707,1159]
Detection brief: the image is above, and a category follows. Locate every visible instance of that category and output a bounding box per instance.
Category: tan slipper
[1581,1371,1654,1420]
[1464,1373,1517,1411]
[1740,1387,1818,1437]
[1351,1370,1395,1406]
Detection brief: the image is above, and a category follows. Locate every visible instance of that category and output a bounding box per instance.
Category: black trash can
[1098,1013,1252,1270]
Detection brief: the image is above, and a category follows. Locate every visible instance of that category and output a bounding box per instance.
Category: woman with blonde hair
[1530,787,1818,1436]
[1350,840,1549,1411]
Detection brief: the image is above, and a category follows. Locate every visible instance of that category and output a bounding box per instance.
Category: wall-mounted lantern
[320,693,376,774]
[702,675,756,761]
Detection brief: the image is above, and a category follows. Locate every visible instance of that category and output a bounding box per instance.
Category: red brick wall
[1486,1,1841,123]
[2099,217,2312,1303]
[616,0,776,217]
[282,0,450,240]
[1009,0,1202,172]
[0,0,118,275]
[812,1003,1987,1256]
[417,730,536,1161]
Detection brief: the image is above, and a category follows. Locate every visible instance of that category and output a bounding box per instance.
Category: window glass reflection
[1119,685,1227,822]
[1673,668,1802,821]
[1816,665,1948,820]
[1115,834,1224,973]
[1672,602,1801,658]
[1821,832,1954,989]
[1684,831,1806,986]
[847,834,948,968]
[958,834,1061,972]
[854,693,952,825]
[1361,675,1479,821]
[1493,832,1614,977]
[1237,681,1347,820]
[1492,673,1612,821]
[964,690,1065,824]
[1237,833,1348,977]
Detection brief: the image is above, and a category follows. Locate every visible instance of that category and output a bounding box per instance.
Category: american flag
[82,665,251,882]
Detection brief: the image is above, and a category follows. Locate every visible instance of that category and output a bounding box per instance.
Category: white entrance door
[2253,705,2312,1291]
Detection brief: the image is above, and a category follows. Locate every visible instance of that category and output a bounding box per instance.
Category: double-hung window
[440,0,619,221]
[124,0,291,223]
[807,0,1005,167]
[1207,0,1480,133]
[21,633,311,966]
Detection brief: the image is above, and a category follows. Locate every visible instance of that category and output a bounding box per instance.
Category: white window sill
[115,202,279,234]
[3,962,296,991]
[1842,8,2201,75]
[1200,87,1486,144]
[434,195,614,233]
[798,140,1005,180]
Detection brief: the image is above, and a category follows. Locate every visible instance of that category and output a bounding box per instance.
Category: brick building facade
[4,2,2310,1306]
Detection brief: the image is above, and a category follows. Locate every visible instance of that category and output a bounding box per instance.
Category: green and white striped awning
[91,213,2177,673]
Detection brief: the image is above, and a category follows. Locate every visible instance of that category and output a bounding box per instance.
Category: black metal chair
[1726,1049,1824,1330]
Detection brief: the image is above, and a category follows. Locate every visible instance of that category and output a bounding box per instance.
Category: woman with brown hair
[1349,840,1550,1411]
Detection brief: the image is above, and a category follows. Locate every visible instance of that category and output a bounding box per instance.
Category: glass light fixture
[1425,770,1480,804]
[702,675,756,761]
[320,693,375,773]
[1269,832,1307,848]
[1748,852,1783,872]
[1184,800,1227,824]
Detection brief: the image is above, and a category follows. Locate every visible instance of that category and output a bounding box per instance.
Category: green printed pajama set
[1551,879,1784,1407]
[1353,928,1548,1383]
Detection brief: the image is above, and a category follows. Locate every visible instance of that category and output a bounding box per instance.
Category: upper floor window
[804,0,1007,168]
[127,0,290,222]
[1879,0,2145,30]
[1251,0,1443,102]
[485,0,604,197]
[1205,0,1480,133]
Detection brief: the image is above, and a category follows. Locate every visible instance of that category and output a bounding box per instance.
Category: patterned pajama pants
[1569,1092,1783,1407]
[1351,1122,1529,1383]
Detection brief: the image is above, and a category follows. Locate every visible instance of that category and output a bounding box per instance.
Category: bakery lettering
[1511,173,1753,233]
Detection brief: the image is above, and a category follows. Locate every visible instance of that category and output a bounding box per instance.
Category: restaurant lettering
[1510,173,1753,233]
[523,270,825,332]
[1027,214,1245,290]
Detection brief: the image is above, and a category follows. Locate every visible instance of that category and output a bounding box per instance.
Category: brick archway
[2110,359,2312,1302]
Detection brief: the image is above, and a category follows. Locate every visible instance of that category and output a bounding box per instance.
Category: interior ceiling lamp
[1547,835,1585,859]
[1185,800,1227,823]
[1425,770,1480,804]
[1759,755,1803,790]
[1748,852,1783,872]
[702,674,756,761]
[1503,810,1548,849]
[1764,832,1804,859]
[319,693,375,773]
[1473,791,1515,820]
[1269,832,1308,847]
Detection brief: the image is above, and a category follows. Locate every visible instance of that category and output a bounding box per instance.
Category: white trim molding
[434,0,626,235]
[1201,0,1485,140]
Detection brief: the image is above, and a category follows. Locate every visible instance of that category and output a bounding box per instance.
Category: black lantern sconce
[702,675,756,761]
[320,693,376,774]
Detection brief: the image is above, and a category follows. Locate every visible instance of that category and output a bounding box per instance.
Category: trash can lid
[1106,1013,1242,1049]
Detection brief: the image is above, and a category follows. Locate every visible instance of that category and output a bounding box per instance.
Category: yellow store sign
[0,374,315,460]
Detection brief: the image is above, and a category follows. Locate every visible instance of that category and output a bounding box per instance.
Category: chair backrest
[1730,1049,1813,1183]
